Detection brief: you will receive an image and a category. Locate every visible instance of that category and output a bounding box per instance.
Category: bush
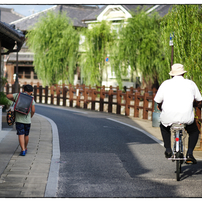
[0,92,10,106]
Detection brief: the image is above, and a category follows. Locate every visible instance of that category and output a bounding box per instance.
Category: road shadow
[180,161,202,181]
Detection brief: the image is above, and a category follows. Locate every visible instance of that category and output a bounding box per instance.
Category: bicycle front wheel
[176,160,181,181]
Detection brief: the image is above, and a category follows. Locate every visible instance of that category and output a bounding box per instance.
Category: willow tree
[79,20,117,86]
[110,8,161,88]
[160,5,202,90]
[26,11,80,86]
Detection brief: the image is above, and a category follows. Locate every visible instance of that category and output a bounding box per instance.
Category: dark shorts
[16,122,31,136]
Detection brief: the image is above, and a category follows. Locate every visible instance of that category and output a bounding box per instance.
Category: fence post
[195,105,202,149]
[125,91,132,116]
[100,89,105,112]
[116,90,121,114]
[91,89,96,110]
[34,86,37,102]
[143,88,149,119]
[45,86,48,104]
[37,82,40,94]
[130,87,133,94]
[69,87,73,107]
[134,91,140,117]
[84,88,88,109]
[39,85,42,103]
[51,85,54,105]
[56,85,60,106]
[108,87,113,113]
[195,106,201,131]
[63,86,67,106]
[152,88,157,113]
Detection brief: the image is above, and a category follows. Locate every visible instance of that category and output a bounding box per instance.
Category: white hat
[169,63,187,76]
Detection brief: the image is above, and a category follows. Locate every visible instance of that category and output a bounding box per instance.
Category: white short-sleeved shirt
[154,76,202,127]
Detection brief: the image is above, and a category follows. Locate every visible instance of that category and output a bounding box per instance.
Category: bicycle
[168,123,187,181]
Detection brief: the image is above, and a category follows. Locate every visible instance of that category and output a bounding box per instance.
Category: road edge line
[107,118,164,147]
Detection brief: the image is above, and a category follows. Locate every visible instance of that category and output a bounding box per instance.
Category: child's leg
[25,135,29,150]
[18,134,25,151]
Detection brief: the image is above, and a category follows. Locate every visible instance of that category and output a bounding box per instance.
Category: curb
[35,113,60,197]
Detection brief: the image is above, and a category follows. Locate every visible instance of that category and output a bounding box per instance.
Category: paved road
[36,104,202,197]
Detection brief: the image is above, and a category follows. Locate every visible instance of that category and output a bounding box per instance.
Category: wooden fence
[4,83,202,149]
[4,83,157,119]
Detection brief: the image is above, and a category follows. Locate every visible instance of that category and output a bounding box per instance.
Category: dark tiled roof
[0,21,25,50]
[11,5,99,31]
[10,6,57,31]
[0,7,24,24]
[153,5,172,17]
[122,4,154,13]
[59,5,99,27]
[83,5,154,21]
[83,4,172,21]
[82,5,107,21]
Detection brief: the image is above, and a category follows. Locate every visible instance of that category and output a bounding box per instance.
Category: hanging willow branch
[160,5,202,90]
[110,8,161,88]
[79,20,117,86]
[26,11,80,86]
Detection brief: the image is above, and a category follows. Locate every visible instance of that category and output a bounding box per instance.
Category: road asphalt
[0,106,202,198]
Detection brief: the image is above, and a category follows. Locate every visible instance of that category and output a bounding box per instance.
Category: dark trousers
[160,121,200,153]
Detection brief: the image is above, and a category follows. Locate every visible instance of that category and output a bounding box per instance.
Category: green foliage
[160,5,202,90]
[0,92,10,106]
[79,20,117,86]
[26,11,80,86]
[110,8,161,87]
[0,77,8,86]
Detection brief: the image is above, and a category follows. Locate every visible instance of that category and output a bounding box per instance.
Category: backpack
[14,92,34,115]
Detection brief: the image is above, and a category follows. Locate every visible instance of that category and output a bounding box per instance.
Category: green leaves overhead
[26,11,80,86]
[79,20,117,86]
[111,8,161,86]
[160,5,202,90]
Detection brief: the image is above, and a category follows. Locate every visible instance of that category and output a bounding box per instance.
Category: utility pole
[14,48,19,93]
[169,33,174,69]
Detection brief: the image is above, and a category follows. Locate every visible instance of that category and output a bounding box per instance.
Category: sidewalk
[0,109,202,197]
[0,113,52,197]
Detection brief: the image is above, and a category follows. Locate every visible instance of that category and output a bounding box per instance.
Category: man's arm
[31,105,35,118]
[6,94,15,101]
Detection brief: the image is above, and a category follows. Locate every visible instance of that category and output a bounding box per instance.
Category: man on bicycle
[154,63,202,164]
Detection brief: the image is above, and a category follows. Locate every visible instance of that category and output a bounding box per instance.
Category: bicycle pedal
[185,160,193,164]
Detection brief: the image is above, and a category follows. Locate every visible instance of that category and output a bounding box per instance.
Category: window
[15,66,31,79]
